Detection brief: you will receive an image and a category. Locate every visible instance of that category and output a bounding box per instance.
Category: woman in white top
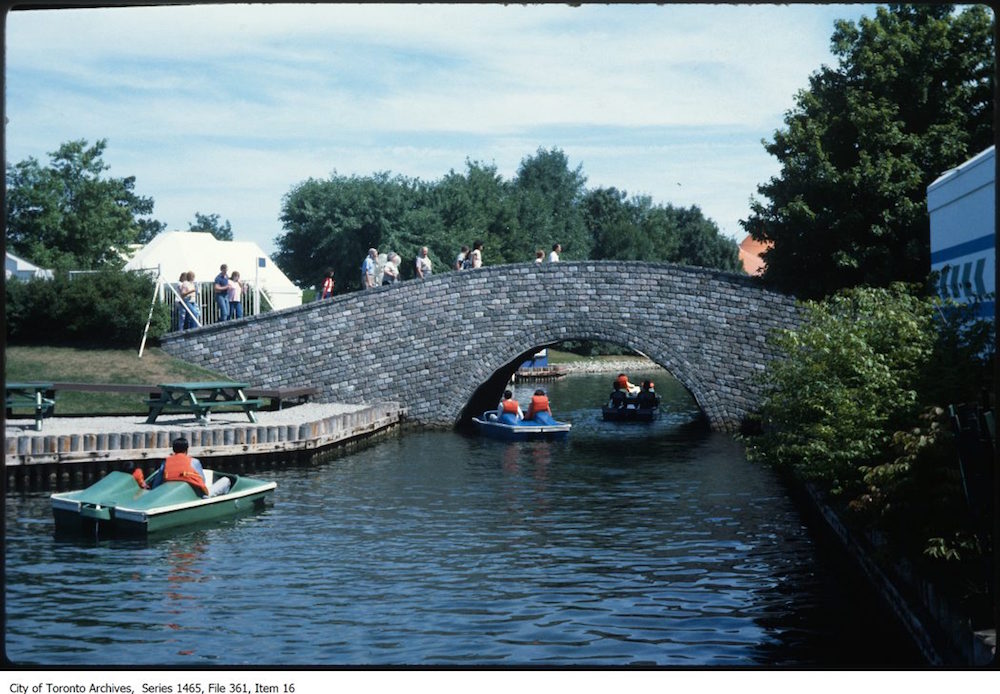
[227,271,244,319]
[382,254,401,285]
[179,271,200,330]
[470,240,484,269]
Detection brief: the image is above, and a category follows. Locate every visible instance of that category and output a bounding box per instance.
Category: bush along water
[5,267,170,348]
[744,284,995,625]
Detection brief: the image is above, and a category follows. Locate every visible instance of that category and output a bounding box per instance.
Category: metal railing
[164,281,271,331]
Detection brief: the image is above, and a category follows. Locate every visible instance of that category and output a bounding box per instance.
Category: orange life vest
[528,394,550,417]
[501,398,520,414]
[163,452,209,495]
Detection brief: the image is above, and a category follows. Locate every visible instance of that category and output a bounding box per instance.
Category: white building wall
[928,146,995,320]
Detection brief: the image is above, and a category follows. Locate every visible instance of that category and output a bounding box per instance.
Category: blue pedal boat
[472,410,572,441]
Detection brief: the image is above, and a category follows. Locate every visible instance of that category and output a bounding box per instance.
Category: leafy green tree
[5,139,162,270]
[667,204,742,272]
[275,172,415,290]
[584,188,739,270]
[513,148,592,260]
[583,187,651,261]
[189,212,234,241]
[435,160,521,264]
[274,149,751,291]
[742,4,994,298]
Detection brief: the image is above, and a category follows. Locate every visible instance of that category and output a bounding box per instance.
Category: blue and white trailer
[928,145,995,320]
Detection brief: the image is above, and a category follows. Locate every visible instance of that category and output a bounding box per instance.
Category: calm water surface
[4,372,921,666]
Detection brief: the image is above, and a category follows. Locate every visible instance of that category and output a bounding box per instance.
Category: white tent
[123,230,302,310]
[5,251,54,281]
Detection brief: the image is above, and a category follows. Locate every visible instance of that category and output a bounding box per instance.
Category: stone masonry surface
[160,261,801,432]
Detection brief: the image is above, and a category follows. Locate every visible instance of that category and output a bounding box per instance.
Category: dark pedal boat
[601,404,659,422]
[602,392,661,422]
[51,469,276,536]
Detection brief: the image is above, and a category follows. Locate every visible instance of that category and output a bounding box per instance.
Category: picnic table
[145,381,262,424]
[5,382,56,431]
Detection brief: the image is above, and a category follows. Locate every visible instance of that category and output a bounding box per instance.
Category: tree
[746,284,936,493]
[513,148,592,260]
[584,188,740,270]
[667,204,742,272]
[583,187,651,261]
[5,139,162,270]
[273,149,751,292]
[275,172,415,290]
[189,212,233,241]
[742,4,994,298]
[435,160,521,264]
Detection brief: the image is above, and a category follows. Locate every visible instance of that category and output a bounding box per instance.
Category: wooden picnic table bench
[46,382,316,411]
[145,381,261,424]
[244,385,319,411]
[5,382,57,431]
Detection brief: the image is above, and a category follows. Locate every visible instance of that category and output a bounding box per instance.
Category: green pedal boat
[51,468,276,536]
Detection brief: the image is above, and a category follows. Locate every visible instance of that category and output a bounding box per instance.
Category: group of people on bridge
[176,263,246,330]
[342,241,565,295]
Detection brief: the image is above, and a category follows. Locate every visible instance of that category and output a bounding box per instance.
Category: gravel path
[4,402,371,438]
[554,355,658,374]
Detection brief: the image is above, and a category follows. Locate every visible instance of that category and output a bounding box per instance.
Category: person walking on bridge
[213,264,231,321]
[469,240,484,269]
[455,245,469,271]
[415,247,433,279]
[319,269,334,299]
[361,248,378,289]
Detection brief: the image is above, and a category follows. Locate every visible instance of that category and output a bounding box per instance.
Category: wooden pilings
[5,402,405,492]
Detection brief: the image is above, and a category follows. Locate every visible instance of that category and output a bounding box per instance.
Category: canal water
[4,371,923,667]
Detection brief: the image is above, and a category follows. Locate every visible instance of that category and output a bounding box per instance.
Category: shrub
[5,268,170,347]
[746,284,937,495]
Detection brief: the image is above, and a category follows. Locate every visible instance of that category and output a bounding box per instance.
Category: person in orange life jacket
[525,389,551,420]
[496,390,524,421]
[150,438,231,498]
[615,373,640,395]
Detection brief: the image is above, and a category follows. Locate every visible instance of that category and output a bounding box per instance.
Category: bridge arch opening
[457,340,700,427]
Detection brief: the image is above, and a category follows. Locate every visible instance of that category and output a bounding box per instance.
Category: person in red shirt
[320,269,335,300]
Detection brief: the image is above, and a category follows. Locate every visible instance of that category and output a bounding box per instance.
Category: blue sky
[5,3,879,258]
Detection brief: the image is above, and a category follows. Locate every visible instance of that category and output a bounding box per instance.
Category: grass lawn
[5,345,229,415]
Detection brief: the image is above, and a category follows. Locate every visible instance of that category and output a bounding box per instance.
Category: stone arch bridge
[160,261,801,432]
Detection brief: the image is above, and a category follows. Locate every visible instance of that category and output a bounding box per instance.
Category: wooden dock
[513,365,568,382]
[4,401,405,491]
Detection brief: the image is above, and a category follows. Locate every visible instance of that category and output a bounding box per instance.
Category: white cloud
[5,3,877,254]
